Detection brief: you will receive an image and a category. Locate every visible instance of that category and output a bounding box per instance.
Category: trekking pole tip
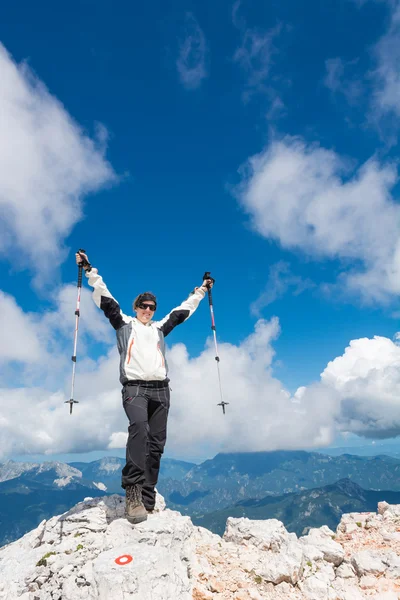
[65,399,79,415]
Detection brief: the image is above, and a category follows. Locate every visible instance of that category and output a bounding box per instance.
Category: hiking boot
[125,485,147,524]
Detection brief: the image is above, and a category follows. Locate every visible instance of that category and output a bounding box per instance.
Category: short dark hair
[133,292,157,310]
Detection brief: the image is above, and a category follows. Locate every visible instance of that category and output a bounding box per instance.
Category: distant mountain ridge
[68,457,195,493]
[3,491,400,599]
[194,478,400,536]
[2,450,400,548]
[157,450,400,515]
[0,456,196,546]
[0,463,108,546]
[0,460,83,485]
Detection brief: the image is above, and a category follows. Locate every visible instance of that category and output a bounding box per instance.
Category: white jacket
[86,268,206,384]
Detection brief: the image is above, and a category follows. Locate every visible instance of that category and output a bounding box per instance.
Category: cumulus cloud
[235,135,400,303]
[0,286,123,457]
[0,291,42,363]
[0,284,112,390]
[0,282,124,457]
[2,289,400,459]
[0,306,335,459]
[0,43,116,284]
[176,13,208,90]
[0,379,123,458]
[319,335,400,439]
[165,318,339,455]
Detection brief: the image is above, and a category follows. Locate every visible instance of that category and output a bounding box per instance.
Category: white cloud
[1,290,400,458]
[320,334,400,439]
[250,261,315,316]
[232,0,244,30]
[0,310,333,459]
[234,25,282,100]
[266,96,286,122]
[324,58,345,93]
[0,291,42,363]
[372,3,400,119]
[39,284,112,348]
[0,287,128,458]
[165,318,337,455]
[0,43,116,284]
[236,135,400,303]
[231,3,291,119]
[108,432,128,449]
[322,5,400,137]
[0,284,112,389]
[176,13,208,90]
[0,381,123,457]
[324,57,363,106]
[232,0,285,102]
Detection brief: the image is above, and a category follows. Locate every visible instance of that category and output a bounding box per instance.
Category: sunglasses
[137,303,156,311]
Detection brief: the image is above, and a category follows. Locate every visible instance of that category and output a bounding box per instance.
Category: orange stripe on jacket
[127,338,134,364]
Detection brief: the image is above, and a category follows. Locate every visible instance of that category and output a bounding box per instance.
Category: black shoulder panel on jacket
[100,296,126,330]
[159,309,190,337]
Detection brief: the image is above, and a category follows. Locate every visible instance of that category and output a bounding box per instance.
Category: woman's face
[135,301,156,324]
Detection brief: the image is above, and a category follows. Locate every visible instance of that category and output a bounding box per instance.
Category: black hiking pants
[121,380,170,509]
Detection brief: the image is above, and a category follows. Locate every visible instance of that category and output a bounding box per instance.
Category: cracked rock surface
[1,495,400,599]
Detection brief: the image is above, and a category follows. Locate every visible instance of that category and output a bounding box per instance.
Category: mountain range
[0,461,107,546]
[0,457,195,546]
[69,456,195,493]
[4,490,400,599]
[1,450,400,547]
[193,477,400,537]
[156,450,400,515]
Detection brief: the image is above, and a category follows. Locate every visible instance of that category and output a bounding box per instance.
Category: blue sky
[1,0,400,463]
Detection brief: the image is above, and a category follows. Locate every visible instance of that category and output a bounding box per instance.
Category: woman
[76,251,213,523]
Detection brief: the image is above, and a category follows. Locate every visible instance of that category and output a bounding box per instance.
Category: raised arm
[76,251,131,331]
[154,278,213,337]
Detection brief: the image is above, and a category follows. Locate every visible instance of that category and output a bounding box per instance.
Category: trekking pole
[203,272,228,415]
[65,249,89,414]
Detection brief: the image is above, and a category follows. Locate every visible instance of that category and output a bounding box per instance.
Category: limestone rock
[224,517,295,551]
[378,501,390,515]
[351,550,387,576]
[224,517,304,585]
[255,539,304,585]
[2,495,400,599]
[301,526,344,566]
[335,562,356,579]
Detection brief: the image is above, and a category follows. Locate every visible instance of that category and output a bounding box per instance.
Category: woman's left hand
[201,278,214,290]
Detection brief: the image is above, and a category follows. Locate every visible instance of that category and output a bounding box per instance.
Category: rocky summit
[0,494,400,600]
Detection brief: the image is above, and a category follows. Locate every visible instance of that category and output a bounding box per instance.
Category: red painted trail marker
[115,554,133,565]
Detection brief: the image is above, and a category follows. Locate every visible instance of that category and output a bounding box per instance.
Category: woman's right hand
[75,251,90,269]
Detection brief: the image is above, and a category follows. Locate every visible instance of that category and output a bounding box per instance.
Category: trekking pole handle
[77,248,90,268]
[77,248,88,288]
[202,272,215,305]
[76,248,92,288]
[77,263,83,288]
[202,271,215,288]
